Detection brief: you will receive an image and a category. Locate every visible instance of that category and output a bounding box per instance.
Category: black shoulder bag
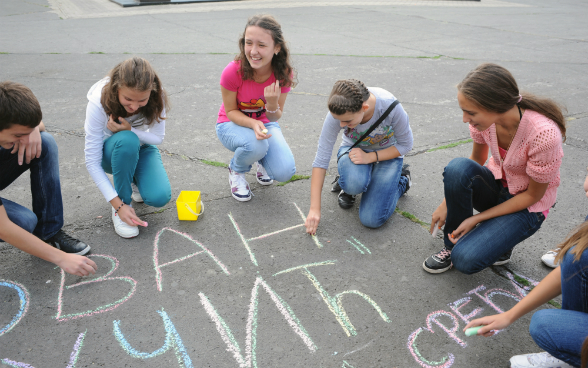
[336,99,400,163]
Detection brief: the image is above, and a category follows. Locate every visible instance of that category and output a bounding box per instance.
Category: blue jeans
[215,121,296,182]
[102,131,171,207]
[0,132,64,241]
[337,146,408,228]
[443,157,545,274]
[529,247,588,367]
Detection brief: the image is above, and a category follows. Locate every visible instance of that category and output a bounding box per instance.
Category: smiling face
[0,124,35,149]
[244,25,281,73]
[118,86,151,115]
[457,91,500,131]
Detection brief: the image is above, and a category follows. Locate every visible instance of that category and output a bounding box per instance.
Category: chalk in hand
[465,326,483,336]
[432,222,440,237]
[132,219,148,227]
[261,128,268,134]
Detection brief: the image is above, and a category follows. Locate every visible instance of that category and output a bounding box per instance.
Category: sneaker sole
[114,228,139,239]
[256,178,273,186]
[422,260,452,274]
[232,192,252,202]
[75,245,91,256]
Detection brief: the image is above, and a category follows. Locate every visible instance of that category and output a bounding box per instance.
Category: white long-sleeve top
[84,77,166,202]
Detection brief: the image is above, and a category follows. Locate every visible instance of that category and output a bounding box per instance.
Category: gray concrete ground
[1,0,587,367]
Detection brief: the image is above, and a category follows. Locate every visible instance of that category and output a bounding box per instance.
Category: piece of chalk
[132,219,148,227]
[465,326,483,336]
[261,129,268,134]
[432,222,439,237]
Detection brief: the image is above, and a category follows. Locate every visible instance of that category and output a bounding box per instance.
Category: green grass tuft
[394,209,430,228]
[276,174,311,186]
[201,159,228,168]
[0,52,9,54]
[428,139,473,152]
[513,274,561,308]
[89,51,105,54]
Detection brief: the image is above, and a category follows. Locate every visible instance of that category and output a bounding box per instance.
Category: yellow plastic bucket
[176,191,203,221]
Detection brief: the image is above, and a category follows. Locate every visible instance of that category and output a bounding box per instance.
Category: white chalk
[432,221,440,237]
[261,129,268,134]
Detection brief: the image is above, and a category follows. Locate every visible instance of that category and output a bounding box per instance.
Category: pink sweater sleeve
[526,126,563,184]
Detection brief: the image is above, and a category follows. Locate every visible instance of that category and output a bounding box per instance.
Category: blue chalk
[465,326,483,336]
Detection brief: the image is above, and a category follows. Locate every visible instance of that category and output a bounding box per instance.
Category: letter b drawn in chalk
[55,255,137,322]
[199,276,316,368]
[229,203,323,266]
[273,261,390,337]
[0,280,30,337]
[153,227,230,292]
[113,309,193,367]
[2,330,87,368]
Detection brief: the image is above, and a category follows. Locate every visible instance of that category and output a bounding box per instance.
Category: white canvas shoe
[131,183,144,203]
[111,207,139,238]
[541,249,560,268]
[256,162,273,185]
[510,352,574,368]
[229,167,252,202]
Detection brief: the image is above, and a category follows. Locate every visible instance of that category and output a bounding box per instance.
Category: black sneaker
[423,247,452,273]
[337,190,355,209]
[493,249,513,266]
[46,230,91,255]
[401,164,412,195]
[331,175,341,192]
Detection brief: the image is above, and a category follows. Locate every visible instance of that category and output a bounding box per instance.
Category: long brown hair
[458,63,566,141]
[236,14,296,88]
[554,220,588,265]
[100,57,168,124]
[327,79,370,115]
[0,81,42,131]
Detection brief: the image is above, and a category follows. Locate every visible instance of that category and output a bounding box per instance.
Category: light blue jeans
[337,146,408,228]
[529,246,588,367]
[102,131,171,207]
[215,121,296,182]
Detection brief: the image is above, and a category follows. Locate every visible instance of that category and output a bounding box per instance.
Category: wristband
[115,202,125,214]
[266,105,280,114]
[374,151,379,162]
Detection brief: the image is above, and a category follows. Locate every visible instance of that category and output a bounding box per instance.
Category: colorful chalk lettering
[346,237,371,255]
[0,280,30,337]
[2,330,87,368]
[229,203,323,266]
[113,309,193,367]
[152,227,230,292]
[199,276,316,368]
[55,255,137,322]
[274,261,390,337]
[448,297,483,324]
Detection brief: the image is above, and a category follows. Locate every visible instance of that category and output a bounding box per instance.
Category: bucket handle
[184,202,204,217]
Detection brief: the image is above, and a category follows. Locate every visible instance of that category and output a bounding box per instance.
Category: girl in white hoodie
[84,57,171,238]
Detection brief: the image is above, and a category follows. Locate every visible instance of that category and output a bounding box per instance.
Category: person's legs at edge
[133,144,171,208]
[358,156,406,228]
[258,122,295,182]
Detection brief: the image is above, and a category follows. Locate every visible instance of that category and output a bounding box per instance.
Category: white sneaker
[541,249,560,268]
[111,207,139,238]
[229,167,252,201]
[131,183,143,203]
[256,162,273,185]
[510,352,574,368]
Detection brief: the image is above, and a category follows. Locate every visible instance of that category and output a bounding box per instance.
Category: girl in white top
[84,57,171,238]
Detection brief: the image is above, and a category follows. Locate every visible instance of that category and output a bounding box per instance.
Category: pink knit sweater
[469,110,564,213]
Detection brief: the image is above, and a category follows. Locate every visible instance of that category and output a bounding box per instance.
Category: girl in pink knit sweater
[423,63,566,274]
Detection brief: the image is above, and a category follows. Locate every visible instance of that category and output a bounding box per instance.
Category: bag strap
[337,99,400,162]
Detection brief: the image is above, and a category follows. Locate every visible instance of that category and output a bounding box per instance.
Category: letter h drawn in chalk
[229,202,323,266]
[273,261,390,337]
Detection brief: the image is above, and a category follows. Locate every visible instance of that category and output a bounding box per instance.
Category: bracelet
[115,202,125,214]
[266,105,280,114]
[374,151,379,163]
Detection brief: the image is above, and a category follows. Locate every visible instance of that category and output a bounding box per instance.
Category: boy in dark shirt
[0,81,96,276]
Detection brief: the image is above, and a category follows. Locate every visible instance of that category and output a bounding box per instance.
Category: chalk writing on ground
[407,271,540,368]
[0,280,30,337]
[153,227,230,292]
[113,309,193,368]
[229,202,323,266]
[55,254,137,322]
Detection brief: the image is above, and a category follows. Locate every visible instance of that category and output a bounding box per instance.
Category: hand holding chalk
[261,128,268,134]
[465,326,484,336]
[432,221,440,237]
[132,219,148,227]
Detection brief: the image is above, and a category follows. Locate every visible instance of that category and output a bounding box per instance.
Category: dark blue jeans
[443,157,545,274]
[530,246,588,367]
[337,146,408,228]
[0,132,64,241]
